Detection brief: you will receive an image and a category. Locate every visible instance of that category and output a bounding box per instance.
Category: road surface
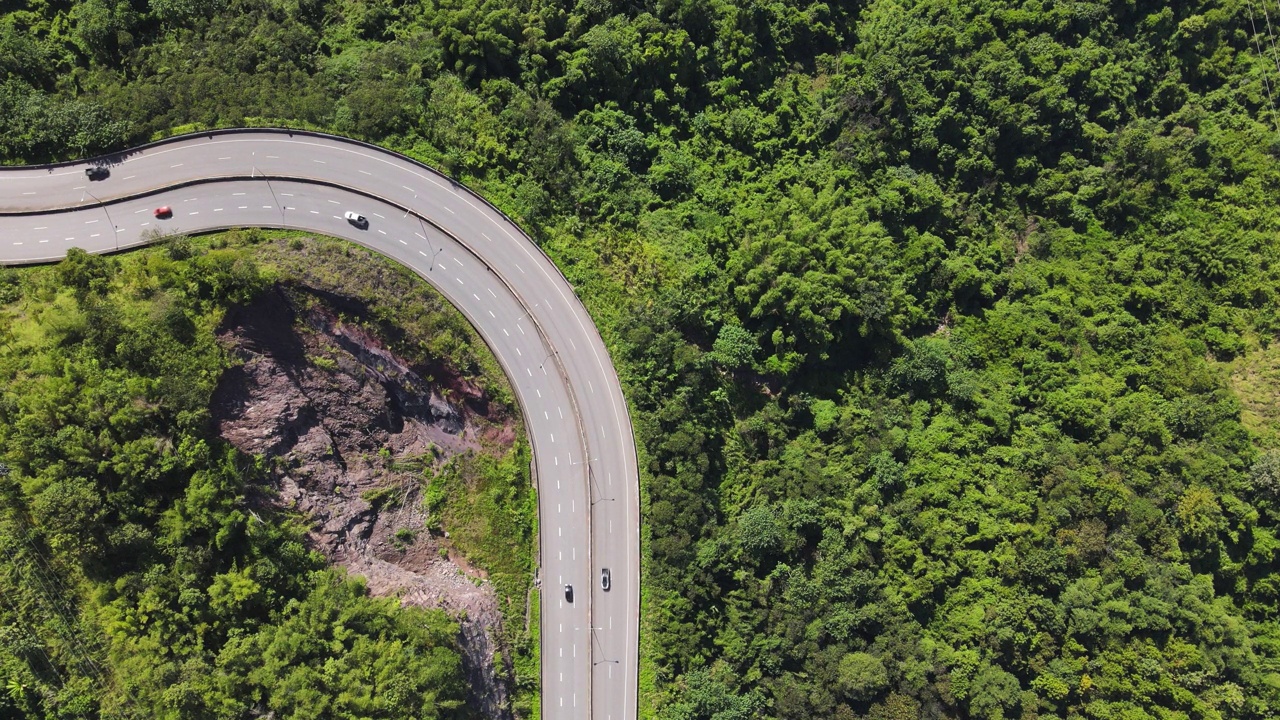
[0,130,639,720]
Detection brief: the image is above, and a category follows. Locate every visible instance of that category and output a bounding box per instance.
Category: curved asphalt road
[0,130,638,720]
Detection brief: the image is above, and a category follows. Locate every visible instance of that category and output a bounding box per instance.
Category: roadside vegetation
[256,233,539,716]
[0,231,536,718]
[424,443,540,712]
[5,0,1280,718]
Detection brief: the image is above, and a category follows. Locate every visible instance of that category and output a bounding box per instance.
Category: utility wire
[12,544,109,683]
[0,581,66,688]
[1247,0,1280,132]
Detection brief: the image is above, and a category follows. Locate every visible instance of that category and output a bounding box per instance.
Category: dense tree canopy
[0,240,473,718]
[5,0,1280,717]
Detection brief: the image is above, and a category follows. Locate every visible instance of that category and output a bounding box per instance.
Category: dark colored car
[564,584,574,602]
[154,206,172,218]
[85,166,109,181]
[601,568,611,591]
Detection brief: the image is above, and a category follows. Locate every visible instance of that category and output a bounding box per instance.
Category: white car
[344,211,368,228]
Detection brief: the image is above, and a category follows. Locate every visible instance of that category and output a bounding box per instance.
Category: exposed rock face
[211,285,513,719]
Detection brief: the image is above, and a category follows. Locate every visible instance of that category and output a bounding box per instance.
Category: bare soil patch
[211,282,519,719]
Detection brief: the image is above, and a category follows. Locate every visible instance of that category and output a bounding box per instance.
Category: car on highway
[564,584,574,602]
[601,568,611,591]
[84,166,109,181]
[154,206,172,218]
[344,211,368,229]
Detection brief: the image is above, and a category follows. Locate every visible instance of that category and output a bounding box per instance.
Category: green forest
[0,237,483,718]
[5,0,1280,718]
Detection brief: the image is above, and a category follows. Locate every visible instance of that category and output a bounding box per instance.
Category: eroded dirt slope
[211,283,518,719]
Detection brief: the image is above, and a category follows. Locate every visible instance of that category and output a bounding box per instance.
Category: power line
[1260,0,1280,77]
[12,543,109,683]
[11,525,142,719]
[0,581,66,688]
[1247,0,1280,132]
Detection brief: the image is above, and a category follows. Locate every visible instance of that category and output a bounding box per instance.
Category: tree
[837,651,889,700]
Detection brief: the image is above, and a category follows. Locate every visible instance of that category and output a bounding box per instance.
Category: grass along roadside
[423,440,540,716]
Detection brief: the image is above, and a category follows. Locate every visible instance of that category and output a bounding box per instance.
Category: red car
[154,206,172,218]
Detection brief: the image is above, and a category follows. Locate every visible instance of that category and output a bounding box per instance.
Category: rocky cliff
[211,283,517,719]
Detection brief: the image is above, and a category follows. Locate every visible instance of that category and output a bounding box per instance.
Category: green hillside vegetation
[5,0,1280,718]
[0,232,539,719]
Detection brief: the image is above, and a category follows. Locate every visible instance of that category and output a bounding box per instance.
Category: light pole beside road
[81,188,116,251]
